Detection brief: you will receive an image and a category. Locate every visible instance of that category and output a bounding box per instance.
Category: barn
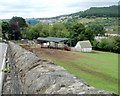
[74,40,92,52]
[37,37,69,48]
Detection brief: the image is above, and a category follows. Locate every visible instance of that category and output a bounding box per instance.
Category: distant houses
[104,26,120,36]
[105,31,120,36]
[95,31,120,41]
[95,36,107,41]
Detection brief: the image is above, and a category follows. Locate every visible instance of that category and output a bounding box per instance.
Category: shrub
[92,36,120,53]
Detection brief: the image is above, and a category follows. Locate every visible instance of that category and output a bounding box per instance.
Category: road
[0,43,8,95]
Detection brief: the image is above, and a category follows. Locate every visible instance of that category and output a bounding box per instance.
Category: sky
[0,0,119,19]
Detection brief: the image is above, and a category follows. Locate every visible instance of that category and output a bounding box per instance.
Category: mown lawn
[45,50,118,94]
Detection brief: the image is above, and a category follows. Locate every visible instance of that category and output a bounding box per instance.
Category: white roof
[78,40,92,48]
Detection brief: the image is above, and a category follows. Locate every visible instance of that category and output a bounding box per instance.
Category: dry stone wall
[8,41,114,95]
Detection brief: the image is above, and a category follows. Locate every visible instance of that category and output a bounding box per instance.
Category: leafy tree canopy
[2,16,27,40]
[51,23,69,38]
[10,16,27,29]
[87,24,106,35]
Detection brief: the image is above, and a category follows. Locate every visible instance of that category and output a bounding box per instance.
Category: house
[73,40,92,52]
[95,36,107,41]
[105,31,120,36]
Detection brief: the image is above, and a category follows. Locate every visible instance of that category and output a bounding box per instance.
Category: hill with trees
[71,5,119,18]
[38,5,119,20]
[28,5,118,27]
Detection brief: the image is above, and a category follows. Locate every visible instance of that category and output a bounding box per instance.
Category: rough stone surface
[7,41,115,95]
[2,44,23,94]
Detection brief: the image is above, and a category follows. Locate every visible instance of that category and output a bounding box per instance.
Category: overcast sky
[0,0,119,19]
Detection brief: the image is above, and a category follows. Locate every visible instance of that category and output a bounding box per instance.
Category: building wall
[105,33,120,36]
[75,43,82,52]
[81,48,92,52]
[74,42,92,52]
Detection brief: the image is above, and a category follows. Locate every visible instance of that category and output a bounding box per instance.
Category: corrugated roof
[106,31,120,35]
[78,40,92,48]
[37,37,69,42]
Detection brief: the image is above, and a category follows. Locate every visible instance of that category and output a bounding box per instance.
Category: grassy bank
[45,50,118,94]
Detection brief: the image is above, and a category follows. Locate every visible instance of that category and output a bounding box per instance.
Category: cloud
[0,0,119,19]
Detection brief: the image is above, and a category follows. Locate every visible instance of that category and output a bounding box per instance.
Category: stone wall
[8,41,114,94]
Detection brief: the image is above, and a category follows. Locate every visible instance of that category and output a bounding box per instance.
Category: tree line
[2,16,120,53]
[2,17,105,43]
[38,5,119,21]
[80,5,119,17]
[66,5,120,18]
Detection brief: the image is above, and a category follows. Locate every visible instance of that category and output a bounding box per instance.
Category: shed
[37,37,69,48]
[74,40,92,52]
[37,37,69,42]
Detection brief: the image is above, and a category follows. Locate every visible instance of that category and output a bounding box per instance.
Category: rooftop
[37,37,70,42]
[78,40,92,48]
[106,31,120,34]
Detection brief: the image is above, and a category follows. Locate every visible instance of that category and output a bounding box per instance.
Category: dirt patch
[22,45,111,66]
[21,45,117,83]
[21,45,102,70]
[21,45,88,60]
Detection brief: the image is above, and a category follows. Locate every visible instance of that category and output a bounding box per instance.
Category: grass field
[44,50,118,94]
[22,45,118,94]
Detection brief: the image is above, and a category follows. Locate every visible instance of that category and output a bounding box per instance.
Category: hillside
[26,5,119,26]
[38,5,119,20]
[72,5,119,17]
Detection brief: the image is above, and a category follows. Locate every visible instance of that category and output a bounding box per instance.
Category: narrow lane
[0,43,8,95]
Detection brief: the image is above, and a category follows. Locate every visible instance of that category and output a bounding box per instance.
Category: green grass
[43,50,118,94]
[70,51,118,93]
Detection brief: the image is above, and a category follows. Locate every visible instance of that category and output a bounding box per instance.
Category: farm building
[95,36,107,41]
[105,31,120,36]
[37,37,69,48]
[73,40,92,52]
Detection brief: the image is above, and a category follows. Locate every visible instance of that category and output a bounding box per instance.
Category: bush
[92,36,120,53]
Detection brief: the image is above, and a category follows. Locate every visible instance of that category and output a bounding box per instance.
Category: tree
[63,22,75,31]
[92,36,120,53]
[84,27,95,41]
[71,23,85,34]
[113,36,120,53]
[21,23,32,39]
[51,23,69,38]
[88,24,105,36]
[69,23,85,46]
[9,21,21,40]
[34,23,51,37]
[9,16,27,40]
[26,26,38,40]
[97,38,108,50]
[10,16,27,29]
[2,21,11,39]
[23,23,52,40]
